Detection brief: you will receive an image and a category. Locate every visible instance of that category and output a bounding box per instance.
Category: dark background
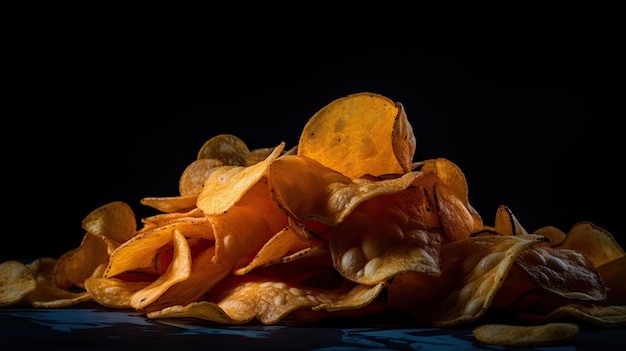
[4,11,622,260]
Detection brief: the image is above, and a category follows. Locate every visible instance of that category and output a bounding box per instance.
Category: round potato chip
[179,158,224,196]
[197,134,250,166]
[298,92,415,179]
[473,323,579,347]
[0,260,37,307]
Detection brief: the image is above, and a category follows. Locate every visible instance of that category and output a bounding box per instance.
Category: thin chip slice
[329,186,443,285]
[54,232,111,289]
[0,260,37,307]
[197,134,250,166]
[84,277,151,309]
[269,154,422,225]
[298,92,415,178]
[81,201,137,244]
[140,194,198,214]
[473,323,579,347]
[233,226,311,275]
[130,229,192,309]
[179,158,224,196]
[148,275,385,325]
[556,221,625,267]
[197,142,285,216]
[494,205,529,236]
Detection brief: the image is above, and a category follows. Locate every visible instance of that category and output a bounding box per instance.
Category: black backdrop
[4,15,622,260]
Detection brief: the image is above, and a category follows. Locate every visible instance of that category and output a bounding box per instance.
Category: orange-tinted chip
[179,158,224,196]
[197,134,250,166]
[298,92,415,178]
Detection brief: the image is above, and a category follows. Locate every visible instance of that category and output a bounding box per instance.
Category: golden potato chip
[493,205,529,236]
[556,221,625,267]
[329,187,442,285]
[143,246,231,313]
[196,133,250,166]
[140,194,198,214]
[473,323,579,347]
[197,142,285,216]
[233,226,311,275]
[0,260,37,307]
[179,158,224,196]
[149,274,385,325]
[105,220,213,278]
[24,264,92,308]
[269,154,422,225]
[54,232,111,289]
[209,178,288,271]
[81,201,137,244]
[85,277,150,309]
[130,229,192,309]
[298,92,415,178]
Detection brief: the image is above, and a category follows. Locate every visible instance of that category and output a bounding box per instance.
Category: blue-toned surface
[1,304,625,350]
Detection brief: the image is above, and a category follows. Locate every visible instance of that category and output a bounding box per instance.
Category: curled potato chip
[387,234,546,326]
[298,92,415,178]
[54,232,111,289]
[473,323,579,347]
[269,154,422,225]
[130,229,192,309]
[197,133,250,166]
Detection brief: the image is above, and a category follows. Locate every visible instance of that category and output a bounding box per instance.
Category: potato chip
[473,323,579,347]
[24,261,92,308]
[81,201,137,244]
[387,234,546,326]
[179,158,224,196]
[494,205,529,236]
[269,154,422,225]
[329,187,442,285]
[233,226,311,275]
[209,178,288,271]
[555,221,625,267]
[298,92,415,178]
[196,133,250,166]
[0,260,36,307]
[54,232,111,289]
[197,142,285,216]
[105,220,213,278]
[140,194,198,214]
[85,277,150,309]
[130,229,192,309]
[514,246,606,302]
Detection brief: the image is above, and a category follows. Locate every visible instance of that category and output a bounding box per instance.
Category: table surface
[1,303,625,351]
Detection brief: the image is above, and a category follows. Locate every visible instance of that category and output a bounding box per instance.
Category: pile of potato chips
[1,92,624,345]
